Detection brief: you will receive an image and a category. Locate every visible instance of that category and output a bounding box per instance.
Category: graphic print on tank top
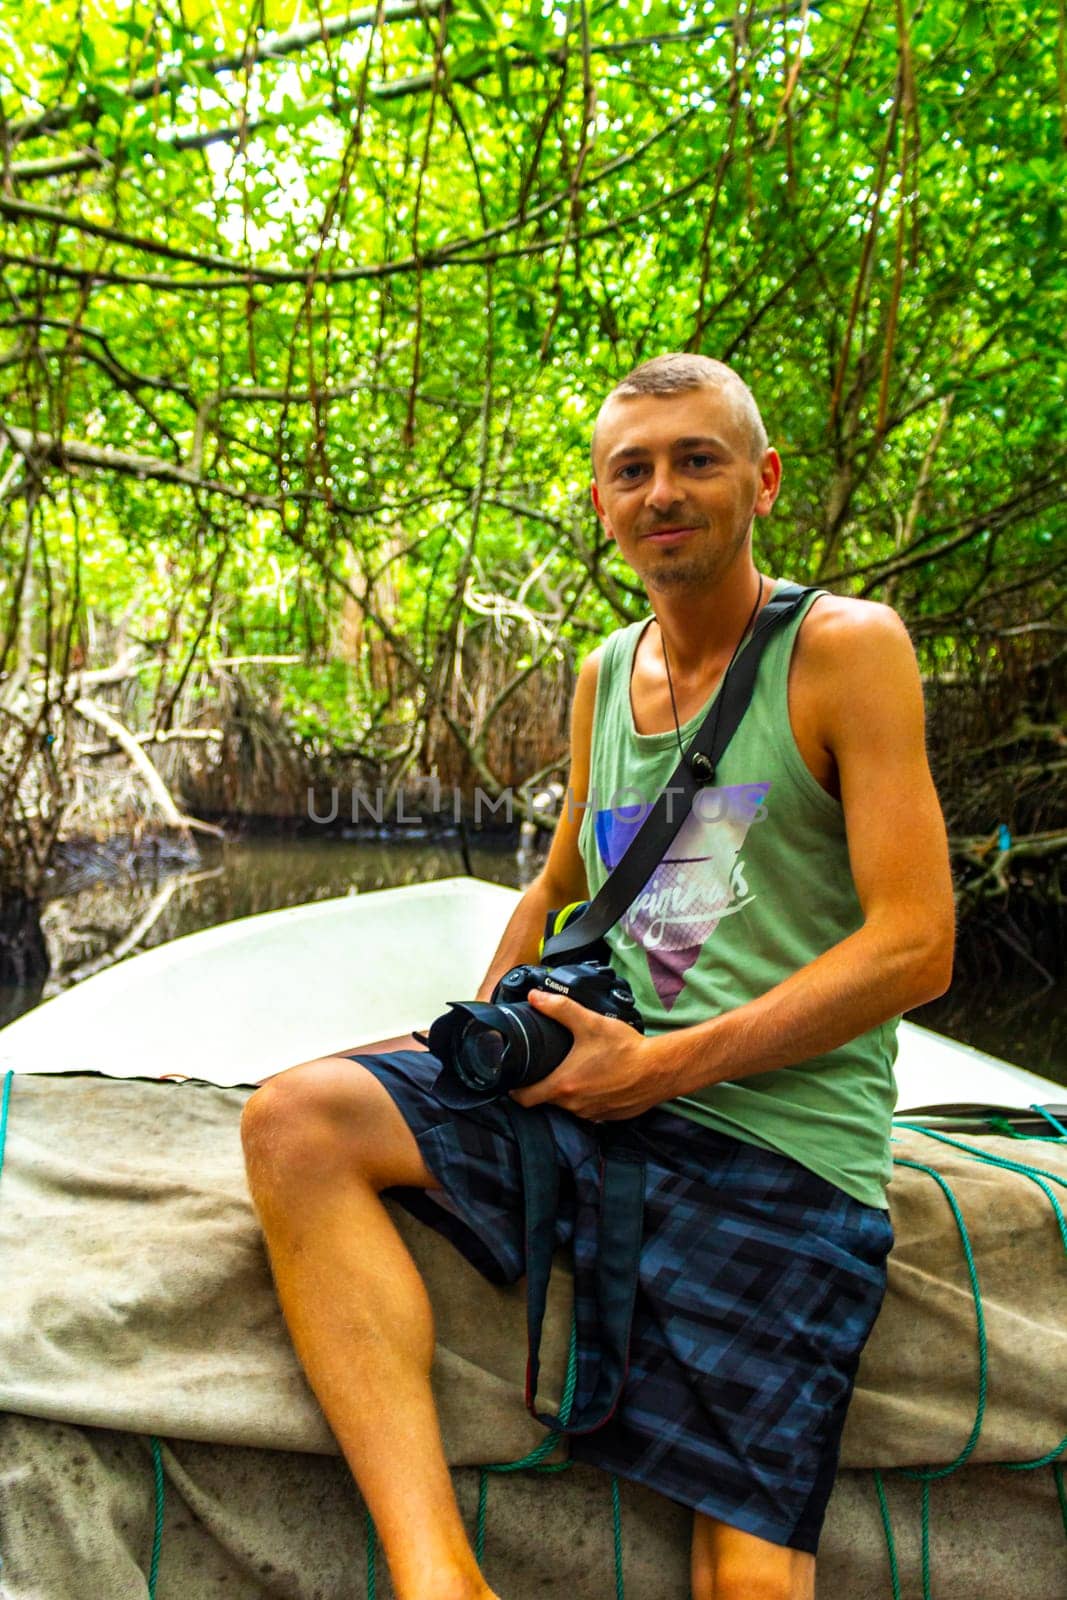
[593,782,770,1009]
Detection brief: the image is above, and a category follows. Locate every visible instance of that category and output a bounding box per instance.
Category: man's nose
[643,464,684,512]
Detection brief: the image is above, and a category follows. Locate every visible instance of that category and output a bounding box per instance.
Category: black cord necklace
[660,574,766,772]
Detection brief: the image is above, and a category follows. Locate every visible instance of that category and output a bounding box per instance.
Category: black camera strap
[541,582,817,965]
[503,1099,646,1437]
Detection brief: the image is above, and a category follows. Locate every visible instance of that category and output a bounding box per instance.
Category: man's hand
[509,988,680,1121]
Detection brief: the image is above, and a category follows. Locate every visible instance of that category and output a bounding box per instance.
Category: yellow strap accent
[537,900,585,959]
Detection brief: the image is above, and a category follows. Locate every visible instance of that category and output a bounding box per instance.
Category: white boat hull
[0,876,1059,1113]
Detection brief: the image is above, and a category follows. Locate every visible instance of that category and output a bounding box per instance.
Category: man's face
[590,387,781,594]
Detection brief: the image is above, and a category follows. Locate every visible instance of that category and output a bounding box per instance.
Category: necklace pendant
[689,751,717,786]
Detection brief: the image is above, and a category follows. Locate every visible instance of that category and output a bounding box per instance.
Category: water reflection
[29,835,534,1008]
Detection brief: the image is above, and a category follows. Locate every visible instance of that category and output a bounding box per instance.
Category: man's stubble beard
[638,524,751,595]
[643,555,718,593]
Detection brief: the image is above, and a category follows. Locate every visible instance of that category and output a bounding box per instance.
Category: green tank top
[577,585,897,1208]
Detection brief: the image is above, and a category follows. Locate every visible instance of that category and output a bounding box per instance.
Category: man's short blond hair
[591,353,768,473]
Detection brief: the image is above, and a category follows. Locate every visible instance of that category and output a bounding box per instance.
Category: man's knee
[241,1057,430,1192]
[241,1057,361,1172]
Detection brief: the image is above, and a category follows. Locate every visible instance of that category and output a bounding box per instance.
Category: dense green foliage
[1,0,1064,800]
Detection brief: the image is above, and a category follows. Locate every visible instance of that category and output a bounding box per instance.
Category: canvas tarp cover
[0,1072,1064,1598]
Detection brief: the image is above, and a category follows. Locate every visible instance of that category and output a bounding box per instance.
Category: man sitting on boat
[241,353,956,1600]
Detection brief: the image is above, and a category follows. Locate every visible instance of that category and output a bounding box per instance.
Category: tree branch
[1,104,703,289]
[71,695,224,837]
[8,0,448,144]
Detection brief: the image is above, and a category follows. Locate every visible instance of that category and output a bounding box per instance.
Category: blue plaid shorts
[345,1047,893,1554]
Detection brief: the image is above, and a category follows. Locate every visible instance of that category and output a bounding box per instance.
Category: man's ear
[591,479,614,538]
[754,449,782,518]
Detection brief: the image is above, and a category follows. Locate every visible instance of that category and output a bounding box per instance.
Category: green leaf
[93,82,129,124]
[459,0,498,38]
[451,48,492,79]
[960,4,985,49]
[112,19,149,42]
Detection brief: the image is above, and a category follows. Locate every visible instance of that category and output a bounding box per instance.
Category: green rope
[981,1115,1065,1142]
[471,1319,584,1580]
[0,1070,13,1182]
[1002,1436,1067,1472]
[920,1479,931,1600]
[611,1476,624,1600]
[472,1319,624,1595]
[983,1114,1031,1140]
[1055,1464,1067,1542]
[1009,1170,1067,1252]
[1031,1105,1067,1140]
[893,1123,1067,1195]
[474,1471,489,1565]
[482,1317,580,1475]
[890,1157,988,1481]
[363,1505,377,1599]
[981,1104,1067,1142]
[872,1472,902,1600]
[147,1436,164,1599]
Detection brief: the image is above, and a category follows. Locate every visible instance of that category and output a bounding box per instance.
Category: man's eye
[618,464,646,481]
[687,454,716,469]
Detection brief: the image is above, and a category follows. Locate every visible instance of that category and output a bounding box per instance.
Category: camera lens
[457,1022,509,1089]
[428,993,577,1109]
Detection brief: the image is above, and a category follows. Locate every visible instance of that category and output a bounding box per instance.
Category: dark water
[9,834,1066,1089]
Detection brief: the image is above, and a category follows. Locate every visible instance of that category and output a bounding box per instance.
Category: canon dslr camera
[423,959,643,1110]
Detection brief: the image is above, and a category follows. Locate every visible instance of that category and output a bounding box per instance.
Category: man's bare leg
[691,1512,816,1600]
[241,1056,499,1600]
